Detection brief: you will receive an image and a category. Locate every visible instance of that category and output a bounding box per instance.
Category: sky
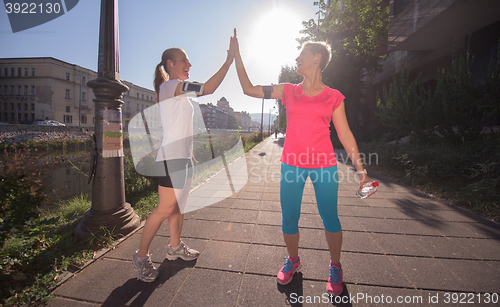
[0,0,319,114]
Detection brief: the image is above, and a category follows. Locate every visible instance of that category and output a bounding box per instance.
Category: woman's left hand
[358,173,373,190]
[192,155,198,165]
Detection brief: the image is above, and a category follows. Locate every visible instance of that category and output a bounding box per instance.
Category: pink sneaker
[277,257,301,285]
[327,261,343,295]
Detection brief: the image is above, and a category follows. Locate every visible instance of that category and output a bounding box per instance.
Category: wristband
[356,169,367,175]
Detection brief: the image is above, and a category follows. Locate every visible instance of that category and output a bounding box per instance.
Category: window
[31,86,35,95]
[141,104,144,110]
[31,103,34,111]
[11,68,14,76]
[142,94,144,100]
[136,104,139,110]
[81,92,86,101]
[10,86,14,95]
[3,85,7,95]
[137,93,139,98]
[66,106,70,113]
[3,68,7,76]
[31,68,35,76]
[81,115,87,124]
[24,68,28,76]
[23,85,28,95]
[81,76,86,84]
[24,103,27,111]
[65,89,70,99]
[65,72,70,81]
[17,68,21,76]
[146,95,148,101]
[11,103,14,110]
[17,86,21,95]
[64,115,72,123]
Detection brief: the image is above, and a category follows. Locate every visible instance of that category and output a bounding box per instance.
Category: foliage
[376,63,430,143]
[241,131,270,152]
[0,149,46,249]
[299,0,389,132]
[377,39,500,145]
[0,137,92,152]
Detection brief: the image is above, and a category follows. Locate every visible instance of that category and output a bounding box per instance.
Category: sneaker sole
[277,263,301,285]
[165,253,198,261]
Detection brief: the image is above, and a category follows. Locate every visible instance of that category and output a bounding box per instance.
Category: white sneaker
[132,251,159,282]
[166,241,199,261]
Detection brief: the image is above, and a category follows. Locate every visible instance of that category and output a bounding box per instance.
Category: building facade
[0,57,156,127]
[361,0,500,130]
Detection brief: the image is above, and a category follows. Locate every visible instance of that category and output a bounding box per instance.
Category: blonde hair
[153,48,184,102]
[301,41,332,71]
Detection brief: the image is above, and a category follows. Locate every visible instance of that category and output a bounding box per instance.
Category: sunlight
[243,5,305,80]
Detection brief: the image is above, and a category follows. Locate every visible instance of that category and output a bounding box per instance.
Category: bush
[377,39,500,145]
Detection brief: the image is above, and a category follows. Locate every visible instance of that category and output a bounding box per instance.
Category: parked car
[0,121,10,125]
[48,120,65,127]
[34,120,65,126]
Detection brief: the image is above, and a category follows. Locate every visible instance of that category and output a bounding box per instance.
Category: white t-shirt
[156,79,194,161]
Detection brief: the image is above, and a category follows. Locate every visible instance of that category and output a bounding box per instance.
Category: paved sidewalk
[46,136,500,307]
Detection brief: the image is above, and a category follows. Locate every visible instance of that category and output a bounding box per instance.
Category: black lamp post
[75,0,140,240]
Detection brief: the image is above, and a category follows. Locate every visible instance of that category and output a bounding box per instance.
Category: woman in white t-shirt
[132,36,235,282]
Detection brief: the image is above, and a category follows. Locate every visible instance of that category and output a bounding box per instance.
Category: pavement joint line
[49,295,102,306]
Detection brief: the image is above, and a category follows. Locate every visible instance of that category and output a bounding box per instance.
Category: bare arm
[233,28,284,99]
[332,102,372,188]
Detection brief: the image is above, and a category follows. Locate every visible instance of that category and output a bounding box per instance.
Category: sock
[170,243,181,251]
[138,255,149,261]
[289,256,299,263]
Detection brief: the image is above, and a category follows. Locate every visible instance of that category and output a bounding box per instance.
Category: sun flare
[244,6,306,79]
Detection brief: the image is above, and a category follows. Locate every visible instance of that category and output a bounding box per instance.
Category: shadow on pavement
[277,272,303,307]
[101,261,195,307]
[273,136,285,147]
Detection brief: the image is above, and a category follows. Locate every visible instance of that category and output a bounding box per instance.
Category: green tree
[298,0,389,133]
[227,113,238,130]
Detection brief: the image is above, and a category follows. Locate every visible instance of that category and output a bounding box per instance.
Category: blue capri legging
[280,163,341,235]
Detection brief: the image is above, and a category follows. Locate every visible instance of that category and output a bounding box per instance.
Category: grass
[358,136,500,222]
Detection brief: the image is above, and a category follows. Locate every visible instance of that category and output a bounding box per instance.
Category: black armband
[262,85,273,99]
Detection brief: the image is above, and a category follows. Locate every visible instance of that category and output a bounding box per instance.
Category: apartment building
[0,57,156,127]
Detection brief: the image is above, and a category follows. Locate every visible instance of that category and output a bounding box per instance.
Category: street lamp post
[75,0,140,240]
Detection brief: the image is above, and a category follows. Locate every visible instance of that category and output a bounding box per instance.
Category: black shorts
[155,159,193,189]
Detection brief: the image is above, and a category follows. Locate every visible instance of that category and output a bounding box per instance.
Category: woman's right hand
[226,30,236,65]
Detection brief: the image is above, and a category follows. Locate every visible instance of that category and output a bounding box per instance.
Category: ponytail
[153,47,184,103]
[154,63,168,103]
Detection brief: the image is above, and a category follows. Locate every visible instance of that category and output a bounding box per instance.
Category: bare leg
[137,186,179,258]
[167,208,183,248]
[283,231,300,258]
[324,229,342,264]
